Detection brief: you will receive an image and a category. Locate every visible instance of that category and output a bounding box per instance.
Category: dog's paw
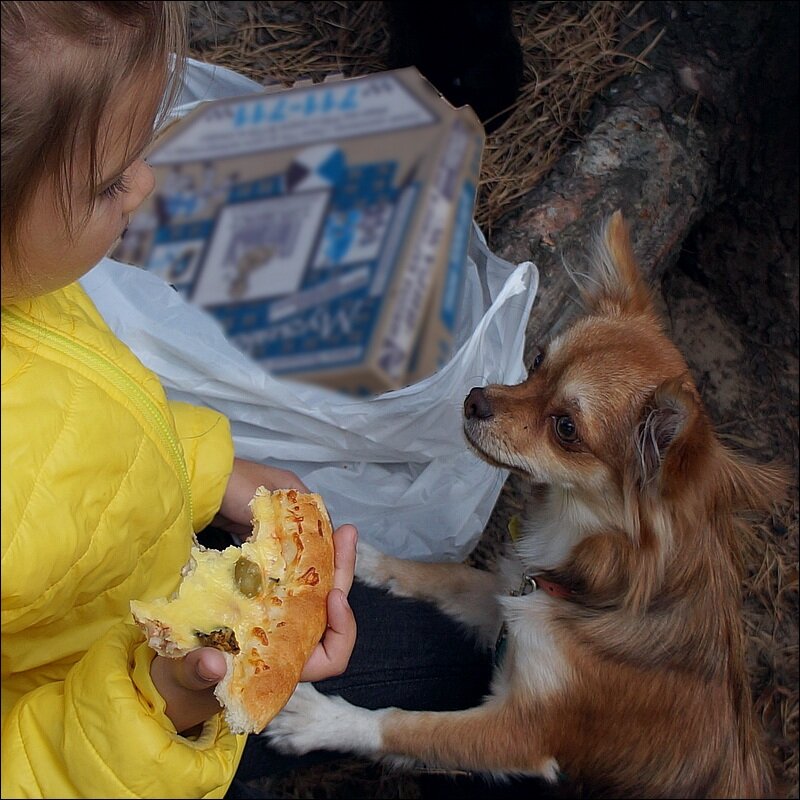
[355,541,391,588]
[263,683,384,757]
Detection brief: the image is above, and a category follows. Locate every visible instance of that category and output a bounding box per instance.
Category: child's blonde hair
[1,1,187,263]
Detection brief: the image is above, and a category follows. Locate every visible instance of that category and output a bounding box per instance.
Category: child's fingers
[150,648,226,733]
[331,524,358,596]
[300,589,356,681]
[176,647,228,691]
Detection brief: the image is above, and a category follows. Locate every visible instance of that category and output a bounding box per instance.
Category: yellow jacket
[1,282,244,798]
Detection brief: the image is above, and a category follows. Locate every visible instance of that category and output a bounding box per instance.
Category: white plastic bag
[81,60,539,561]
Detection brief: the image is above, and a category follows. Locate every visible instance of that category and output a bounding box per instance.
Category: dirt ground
[186,2,798,797]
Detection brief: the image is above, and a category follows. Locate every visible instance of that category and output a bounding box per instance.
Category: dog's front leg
[266,683,559,782]
[356,542,503,643]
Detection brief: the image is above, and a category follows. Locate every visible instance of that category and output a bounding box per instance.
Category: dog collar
[507,517,575,600]
[495,572,575,666]
[512,572,575,599]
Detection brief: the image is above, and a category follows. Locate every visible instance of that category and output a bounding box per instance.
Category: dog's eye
[554,415,579,443]
[529,349,544,374]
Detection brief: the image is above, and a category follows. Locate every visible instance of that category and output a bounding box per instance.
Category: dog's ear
[631,375,704,493]
[583,210,658,319]
[631,376,788,510]
[622,376,705,605]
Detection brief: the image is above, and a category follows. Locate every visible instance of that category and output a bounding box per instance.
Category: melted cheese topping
[131,490,290,654]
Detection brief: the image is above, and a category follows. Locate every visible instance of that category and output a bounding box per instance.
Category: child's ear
[583,210,657,318]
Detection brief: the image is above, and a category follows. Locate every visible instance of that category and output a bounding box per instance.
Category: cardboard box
[114,67,484,394]
[405,158,480,385]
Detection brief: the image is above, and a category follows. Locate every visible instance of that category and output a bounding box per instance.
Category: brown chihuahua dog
[266,211,784,798]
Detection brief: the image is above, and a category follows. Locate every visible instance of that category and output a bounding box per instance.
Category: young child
[0,3,357,797]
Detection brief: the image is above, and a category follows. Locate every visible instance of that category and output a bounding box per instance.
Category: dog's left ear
[584,210,658,320]
[632,375,704,493]
[622,377,701,609]
[632,377,788,510]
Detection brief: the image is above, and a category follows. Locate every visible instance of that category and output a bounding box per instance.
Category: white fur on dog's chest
[514,488,605,570]
[492,588,570,699]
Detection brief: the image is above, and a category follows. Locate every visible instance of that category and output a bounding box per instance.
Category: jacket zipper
[3,309,193,520]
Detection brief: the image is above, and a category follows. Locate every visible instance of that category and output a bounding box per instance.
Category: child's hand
[300,523,358,682]
[150,647,227,735]
[213,457,308,539]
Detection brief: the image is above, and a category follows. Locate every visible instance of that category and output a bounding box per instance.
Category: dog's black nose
[464,387,493,420]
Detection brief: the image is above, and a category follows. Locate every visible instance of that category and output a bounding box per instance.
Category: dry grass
[188,1,389,83]
[187,2,798,796]
[477,1,661,234]
[745,509,800,792]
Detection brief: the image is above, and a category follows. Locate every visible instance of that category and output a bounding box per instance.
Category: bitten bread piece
[130,487,334,734]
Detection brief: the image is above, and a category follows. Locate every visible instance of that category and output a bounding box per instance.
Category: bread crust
[130,487,334,734]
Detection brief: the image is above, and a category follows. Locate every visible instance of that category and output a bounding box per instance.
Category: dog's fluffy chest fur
[510,485,603,573]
